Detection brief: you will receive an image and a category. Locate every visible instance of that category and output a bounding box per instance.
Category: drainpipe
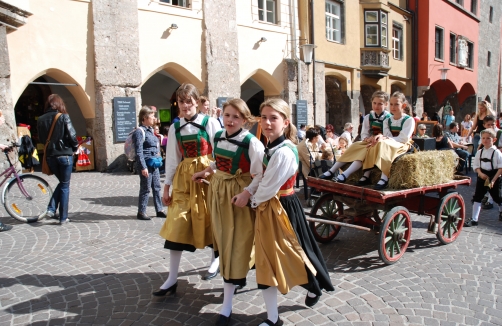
[310,0,316,125]
[290,0,302,101]
[411,0,419,108]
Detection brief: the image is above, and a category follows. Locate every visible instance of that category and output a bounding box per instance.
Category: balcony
[360,48,391,79]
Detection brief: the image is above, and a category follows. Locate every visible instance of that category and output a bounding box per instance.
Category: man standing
[445,122,470,175]
[444,110,455,129]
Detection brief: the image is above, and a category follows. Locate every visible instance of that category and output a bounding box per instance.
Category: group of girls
[320,90,414,190]
[153,83,334,326]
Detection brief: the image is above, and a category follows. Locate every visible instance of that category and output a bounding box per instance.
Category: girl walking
[251,99,334,326]
[153,84,221,297]
[467,100,495,156]
[192,99,265,326]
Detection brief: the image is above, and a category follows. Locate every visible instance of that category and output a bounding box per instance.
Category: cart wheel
[309,194,342,243]
[436,192,464,245]
[378,206,412,265]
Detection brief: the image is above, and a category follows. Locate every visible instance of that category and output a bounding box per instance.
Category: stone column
[314,63,326,127]
[92,0,142,171]
[202,1,241,105]
[0,26,17,171]
[283,59,312,125]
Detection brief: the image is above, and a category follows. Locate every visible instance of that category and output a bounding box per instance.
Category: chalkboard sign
[295,100,308,126]
[217,97,231,108]
[113,97,137,142]
[415,121,437,137]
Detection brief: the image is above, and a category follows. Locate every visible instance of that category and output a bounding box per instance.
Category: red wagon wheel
[378,206,412,265]
[309,194,343,243]
[436,192,465,245]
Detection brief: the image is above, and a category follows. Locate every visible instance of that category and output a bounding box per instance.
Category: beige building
[0,0,306,171]
[298,0,413,134]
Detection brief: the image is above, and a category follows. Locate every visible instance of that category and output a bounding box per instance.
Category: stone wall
[283,59,312,126]
[0,25,16,171]
[202,0,241,105]
[92,0,142,171]
[477,0,502,112]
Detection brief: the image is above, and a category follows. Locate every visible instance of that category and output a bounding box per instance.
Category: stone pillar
[202,1,241,105]
[92,0,142,171]
[314,63,326,127]
[283,59,312,125]
[0,26,17,171]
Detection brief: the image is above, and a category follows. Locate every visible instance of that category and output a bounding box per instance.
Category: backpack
[124,127,145,161]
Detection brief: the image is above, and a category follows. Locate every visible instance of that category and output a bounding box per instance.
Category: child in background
[461,114,472,142]
[321,147,334,162]
[337,137,349,155]
[464,129,502,226]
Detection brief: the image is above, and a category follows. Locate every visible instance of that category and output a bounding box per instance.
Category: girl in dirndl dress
[153,83,222,297]
[192,99,265,326]
[250,99,334,326]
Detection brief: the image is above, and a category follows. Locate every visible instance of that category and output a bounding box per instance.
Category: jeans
[137,164,163,214]
[472,134,480,157]
[47,155,73,222]
[454,148,470,171]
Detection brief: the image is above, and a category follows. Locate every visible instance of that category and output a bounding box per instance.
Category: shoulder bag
[42,113,62,176]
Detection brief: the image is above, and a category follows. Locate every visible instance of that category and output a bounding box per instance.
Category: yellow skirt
[362,139,411,176]
[255,193,316,294]
[337,141,371,163]
[159,155,213,249]
[208,170,255,281]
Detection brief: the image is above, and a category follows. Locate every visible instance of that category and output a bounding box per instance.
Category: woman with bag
[37,94,79,225]
[134,106,165,220]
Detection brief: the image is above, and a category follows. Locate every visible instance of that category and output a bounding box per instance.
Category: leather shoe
[373,179,388,190]
[152,282,177,296]
[156,211,167,218]
[319,171,333,180]
[137,212,151,220]
[258,317,283,326]
[202,267,219,280]
[215,313,231,326]
[356,175,371,186]
[0,223,12,232]
[234,282,246,294]
[305,293,320,307]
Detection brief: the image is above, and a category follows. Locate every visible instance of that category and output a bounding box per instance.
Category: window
[325,1,342,43]
[489,6,493,23]
[258,0,276,24]
[487,51,491,66]
[392,25,403,60]
[470,0,477,14]
[449,33,456,64]
[455,0,463,6]
[435,27,444,60]
[467,41,474,68]
[364,10,388,47]
[159,0,188,7]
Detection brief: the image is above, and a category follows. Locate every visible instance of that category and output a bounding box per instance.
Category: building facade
[0,0,304,171]
[298,0,413,134]
[409,0,480,121]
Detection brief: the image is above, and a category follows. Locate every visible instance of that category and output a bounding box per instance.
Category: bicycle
[0,143,53,223]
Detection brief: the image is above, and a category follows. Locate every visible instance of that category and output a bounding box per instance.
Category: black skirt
[277,194,335,296]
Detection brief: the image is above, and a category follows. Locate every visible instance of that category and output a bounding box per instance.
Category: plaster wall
[6,0,95,118]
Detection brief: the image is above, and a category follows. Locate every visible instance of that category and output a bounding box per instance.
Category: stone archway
[360,85,377,115]
[240,78,264,116]
[325,76,351,134]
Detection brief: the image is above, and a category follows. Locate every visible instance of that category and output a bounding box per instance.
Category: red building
[409,0,480,119]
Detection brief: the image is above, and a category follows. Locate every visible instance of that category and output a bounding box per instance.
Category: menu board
[295,100,308,126]
[113,97,137,142]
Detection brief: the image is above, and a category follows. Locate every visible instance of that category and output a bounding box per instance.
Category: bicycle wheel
[2,175,53,223]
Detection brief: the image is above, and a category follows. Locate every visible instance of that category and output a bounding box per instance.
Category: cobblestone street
[0,170,501,326]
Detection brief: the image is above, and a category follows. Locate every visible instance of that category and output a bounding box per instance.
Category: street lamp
[439,66,450,81]
[301,44,317,65]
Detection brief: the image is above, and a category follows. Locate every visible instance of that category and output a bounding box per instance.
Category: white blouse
[360,110,391,140]
[209,129,265,195]
[383,114,415,144]
[250,139,298,208]
[164,114,222,185]
[473,145,502,171]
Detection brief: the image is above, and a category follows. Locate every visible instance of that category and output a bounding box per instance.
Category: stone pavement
[0,170,501,326]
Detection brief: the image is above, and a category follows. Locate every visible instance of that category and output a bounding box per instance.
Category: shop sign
[113,97,137,142]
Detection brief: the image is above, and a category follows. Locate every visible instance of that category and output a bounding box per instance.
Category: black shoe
[156,211,167,218]
[319,171,333,180]
[336,174,347,183]
[481,196,489,205]
[464,220,472,227]
[373,179,388,190]
[202,267,219,280]
[305,293,320,307]
[471,221,478,226]
[137,212,151,220]
[356,175,371,186]
[152,282,178,296]
[215,313,231,326]
[234,282,246,294]
[482,202,493,210]
[257,318,283,326]
[0,223,12,232]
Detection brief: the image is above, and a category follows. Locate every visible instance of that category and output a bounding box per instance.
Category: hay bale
[338,150,458,189]
[388,150,458,189]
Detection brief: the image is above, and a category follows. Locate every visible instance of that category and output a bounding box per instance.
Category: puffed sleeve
[360,114,371,140]
[244,137,265,195]
[250,147,298,207]
[164,125,182,185]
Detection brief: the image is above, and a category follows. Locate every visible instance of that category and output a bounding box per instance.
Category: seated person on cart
[319,90,391,181]
[321,92,415,190]
[297,128,323,179]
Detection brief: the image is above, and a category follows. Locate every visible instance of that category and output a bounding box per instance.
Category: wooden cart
[306,176,471,264]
